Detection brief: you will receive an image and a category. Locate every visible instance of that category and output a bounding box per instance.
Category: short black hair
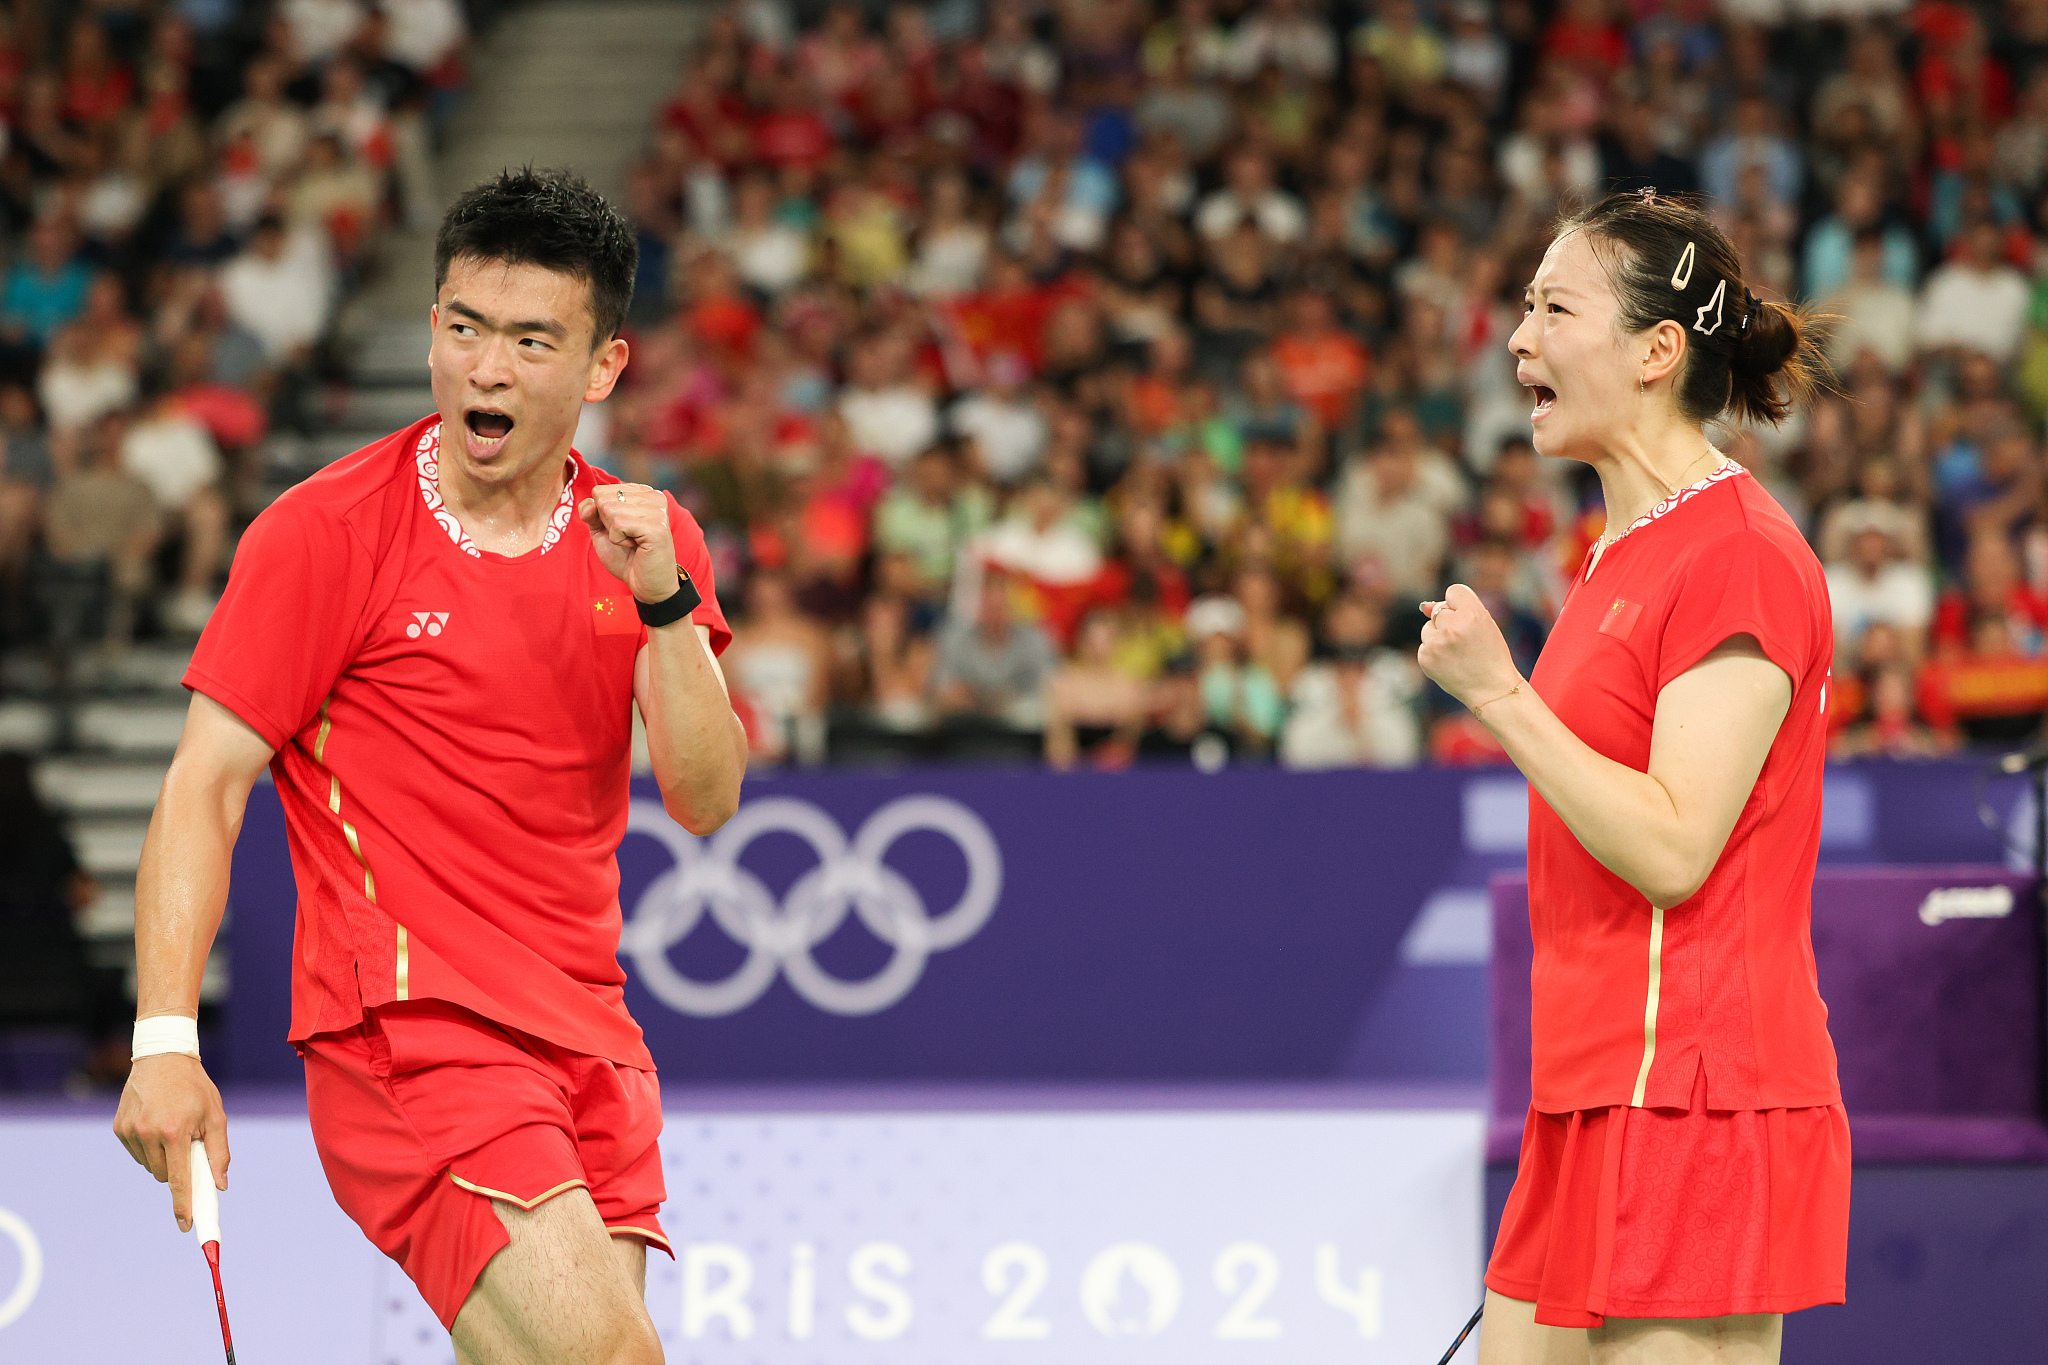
[434,167,637,345]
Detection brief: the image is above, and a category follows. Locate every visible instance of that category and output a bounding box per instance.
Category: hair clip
[1740,289,1759,333]
[1692,278,1727,336]
[1636,187,1657,204]
[1671,241,1695,290]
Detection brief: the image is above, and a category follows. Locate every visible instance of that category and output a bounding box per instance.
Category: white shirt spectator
[122,412,224,507]
[1827,277,1917,374]
[949,391,1047,485]
[1194,187,1307,244]
[40,359,136,434]
[282,0,367,64]
[728,222,810,295]
[1280,654,1424,769]
[221,225,336,363]
[379,0,467,73]
[1226,3,1337,81]
[1917,257,2031,364]
[838,384,939,468]
[1826,558,1933,647]
[1333,451,1458,598]
[907,224,990,299]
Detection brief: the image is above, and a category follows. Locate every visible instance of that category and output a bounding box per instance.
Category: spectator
[874,442,995,605]
[724,570,831,765]
[1,218,93,358]
[725,172,811,296]
[1700,93,1803,209]
[1195,146,1306,245]
[1280,594,1423,768]
[950,351,1048,486]
[1333,408,1461,596]
[837,330,939,469]
[40,412,159,661]
[1803,173,1918,302]
[220,215,336,368]
[1918,220,2032,365]
[1351,0,1444,99]
[121,383,229,633]
[1229,0,1338,84]
[860,590,937,733]
[1830,664,1951,759]
[1825,510,1936,664]
[1187,594,1286,756]
[1044,608,1152,768]
[933,567,1059,729]
[1271,287,1371,432]
[906,169,990,300]
[38,276,141,435]
[1136,40,1235,163]
[1824,230,1918,375]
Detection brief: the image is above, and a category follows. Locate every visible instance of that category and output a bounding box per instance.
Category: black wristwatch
[637,566,702,628]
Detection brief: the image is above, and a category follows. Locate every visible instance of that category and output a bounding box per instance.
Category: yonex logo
[406,612,450,639]
[620,795,1003,1016]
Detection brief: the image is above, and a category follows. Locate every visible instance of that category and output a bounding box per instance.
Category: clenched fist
[1417,583,1524,712]
[577,483,679,605]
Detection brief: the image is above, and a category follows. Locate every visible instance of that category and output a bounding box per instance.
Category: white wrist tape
[132,1016,201,1061]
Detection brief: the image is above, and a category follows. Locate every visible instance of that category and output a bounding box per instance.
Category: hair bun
[1731,295,1798,377]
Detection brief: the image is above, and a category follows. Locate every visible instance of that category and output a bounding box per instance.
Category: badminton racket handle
[189,1139,220,1247]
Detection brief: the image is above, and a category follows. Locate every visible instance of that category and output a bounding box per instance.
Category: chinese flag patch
[1597,598,1643,639]
[592,596,640,636]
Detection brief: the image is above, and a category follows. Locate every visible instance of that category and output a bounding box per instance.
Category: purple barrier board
[222,758,2032,1087]
[1489,867,2048,1162]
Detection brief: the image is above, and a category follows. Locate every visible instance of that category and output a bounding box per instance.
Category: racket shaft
[205,1241,236,1364]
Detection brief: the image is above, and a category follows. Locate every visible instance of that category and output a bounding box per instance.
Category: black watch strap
[637,566,702,628]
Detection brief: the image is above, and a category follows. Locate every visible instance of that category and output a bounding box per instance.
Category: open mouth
[1529,385,1556,419]
[465,409,514,444]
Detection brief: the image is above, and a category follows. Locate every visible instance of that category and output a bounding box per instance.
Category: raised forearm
[641,622,746,835]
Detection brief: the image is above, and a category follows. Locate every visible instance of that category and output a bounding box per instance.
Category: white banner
[0,1107,1481,1363]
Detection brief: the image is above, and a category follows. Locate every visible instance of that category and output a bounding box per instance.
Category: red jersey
[1525,465,1840,1113]
[185,416,731,1069]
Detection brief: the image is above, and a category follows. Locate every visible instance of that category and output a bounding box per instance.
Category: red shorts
[302,999,672,1329]
[1486,1073,1850,1328]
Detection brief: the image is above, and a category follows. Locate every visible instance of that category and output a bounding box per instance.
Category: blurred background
[0,0,2045,1358]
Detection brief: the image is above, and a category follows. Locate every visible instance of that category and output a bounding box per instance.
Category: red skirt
[1485,1073,1850,1328]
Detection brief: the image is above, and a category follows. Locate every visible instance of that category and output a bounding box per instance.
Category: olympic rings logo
[0,1206,43,1330]
[620,795,1004,1017]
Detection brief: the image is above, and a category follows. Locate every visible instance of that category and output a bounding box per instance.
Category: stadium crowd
[3,0,2048,773]
[0,0,466,658]
[573,0,2048,770]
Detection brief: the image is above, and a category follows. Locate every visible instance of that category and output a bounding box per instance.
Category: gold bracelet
[1471,681,1524,717]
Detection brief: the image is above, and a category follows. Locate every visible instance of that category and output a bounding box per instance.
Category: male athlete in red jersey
[1420,193,1848,1365]
[113,169,745,1365]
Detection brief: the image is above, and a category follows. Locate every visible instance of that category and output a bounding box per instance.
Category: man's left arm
[634,619,747,835]
[580,484,746,835]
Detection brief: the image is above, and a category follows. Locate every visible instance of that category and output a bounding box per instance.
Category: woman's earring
[1639,363,1647,396]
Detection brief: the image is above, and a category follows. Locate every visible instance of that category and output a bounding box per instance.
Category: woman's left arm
[1421,583,1792,909]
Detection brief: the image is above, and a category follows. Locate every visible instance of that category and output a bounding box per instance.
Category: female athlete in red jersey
[1420,192,1849,1365]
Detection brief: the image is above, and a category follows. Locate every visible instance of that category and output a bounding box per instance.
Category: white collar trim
[414,419,579,558]
[1584,461,1747,581]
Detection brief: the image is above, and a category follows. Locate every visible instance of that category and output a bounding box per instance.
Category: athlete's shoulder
[274,415,434,522]
[1721,470,1823,570]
